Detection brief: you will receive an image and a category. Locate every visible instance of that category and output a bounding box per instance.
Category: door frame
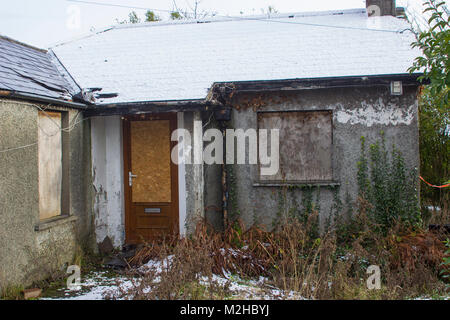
[122,113,179,244]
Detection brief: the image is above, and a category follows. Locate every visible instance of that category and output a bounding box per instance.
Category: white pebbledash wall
[90,113,190,248]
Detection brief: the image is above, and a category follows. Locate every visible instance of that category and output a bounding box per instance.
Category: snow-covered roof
[51,8,420,104]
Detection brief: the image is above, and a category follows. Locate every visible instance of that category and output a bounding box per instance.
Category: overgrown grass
[1,241,105,300]
[111,212,447,300]
[0,285,24,300]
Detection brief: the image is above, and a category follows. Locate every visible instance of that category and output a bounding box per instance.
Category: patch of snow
[40,271,133,300]
[140,255,174,274]
[41,266,306,300]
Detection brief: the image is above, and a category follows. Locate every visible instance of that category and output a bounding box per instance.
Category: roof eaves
[212,73,424,93]
[208,74,425,106]
[84,99,225,117]
[0,90,90,109]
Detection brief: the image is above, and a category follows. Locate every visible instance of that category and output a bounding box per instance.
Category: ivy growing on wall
[226,168,239,222]
[225,129,420,239]
[272,184,320,239]
[357,133,421,234]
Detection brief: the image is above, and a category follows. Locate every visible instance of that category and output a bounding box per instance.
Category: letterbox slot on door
[144,208,161,214]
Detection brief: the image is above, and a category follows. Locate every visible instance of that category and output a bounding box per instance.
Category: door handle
[129,171,138,187]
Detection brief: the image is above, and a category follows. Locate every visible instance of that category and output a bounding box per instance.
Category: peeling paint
[335,99,415,127]
[91,116,124,248]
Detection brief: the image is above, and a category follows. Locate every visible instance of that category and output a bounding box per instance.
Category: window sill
[34,215,78,232]
[253,181,340,188]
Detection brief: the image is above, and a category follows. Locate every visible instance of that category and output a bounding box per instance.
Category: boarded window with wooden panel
[258,111,332,182]
[38,111,62,220]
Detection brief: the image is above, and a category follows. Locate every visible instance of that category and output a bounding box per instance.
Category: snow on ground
[207,274,306,300]
[40,271,133,300]
[41,257,305,300]
[39,260,449,300]
[41,256,447,300]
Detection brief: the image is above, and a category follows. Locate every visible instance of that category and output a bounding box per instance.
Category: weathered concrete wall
[176,112,188,236]
[0,98,93,293]
[177,111,204,234]
[202,111,224,231]
[225,85,419,229]
[91,116,124,248]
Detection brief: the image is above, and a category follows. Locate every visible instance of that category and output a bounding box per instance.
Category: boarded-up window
[258,111,332,182]
[38,111,62,220]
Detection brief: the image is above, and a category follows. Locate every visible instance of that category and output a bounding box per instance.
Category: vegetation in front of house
[109,217,447,300]
[103,134,448,300]
[356,134,421,234]
[442,239,450,290]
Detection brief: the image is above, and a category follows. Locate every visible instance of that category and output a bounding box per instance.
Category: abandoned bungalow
[1,0,422,291]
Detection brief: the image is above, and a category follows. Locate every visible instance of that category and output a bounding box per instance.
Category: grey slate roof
[0,35,77,100]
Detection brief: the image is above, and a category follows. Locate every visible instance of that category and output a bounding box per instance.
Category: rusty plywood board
[130,120,171,203]
[38,111,62,220]
[258,111,332,182]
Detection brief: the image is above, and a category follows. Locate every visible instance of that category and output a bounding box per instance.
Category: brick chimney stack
[366,0,397,16]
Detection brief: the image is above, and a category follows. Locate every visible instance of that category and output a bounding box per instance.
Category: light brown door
[123,113,179,243]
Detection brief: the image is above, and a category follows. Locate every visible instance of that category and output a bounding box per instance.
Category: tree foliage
[418,86,449,206]
[116,10,141,24]
[170,11,183,20]
[171,0,215,19]
[128,11,140,24]
[409,0,450,105]
[116,10,160,24]
[145,10,161,22]
[408,1,449,210]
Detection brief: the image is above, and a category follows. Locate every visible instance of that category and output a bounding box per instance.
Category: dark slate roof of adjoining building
[0,35,78,101]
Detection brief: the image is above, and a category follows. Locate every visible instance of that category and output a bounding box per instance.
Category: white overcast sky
[0,0,440,49]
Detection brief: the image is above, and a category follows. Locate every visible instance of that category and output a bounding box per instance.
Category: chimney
[366,0,397,17]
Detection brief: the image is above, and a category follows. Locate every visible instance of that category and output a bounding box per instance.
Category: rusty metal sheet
[258,111,332,182]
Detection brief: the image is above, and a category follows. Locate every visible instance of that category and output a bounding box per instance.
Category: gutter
[5,73,421,115]
[0,90,89,110]
[208,73,425,106]
[211,73,425,94]
[84,99,228,117]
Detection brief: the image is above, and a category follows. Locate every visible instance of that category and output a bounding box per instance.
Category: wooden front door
[123,113,179,243]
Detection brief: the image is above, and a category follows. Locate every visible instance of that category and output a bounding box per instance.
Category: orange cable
[419,176,450,188]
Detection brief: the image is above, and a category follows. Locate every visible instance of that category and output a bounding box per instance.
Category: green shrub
[358,134,421,234]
